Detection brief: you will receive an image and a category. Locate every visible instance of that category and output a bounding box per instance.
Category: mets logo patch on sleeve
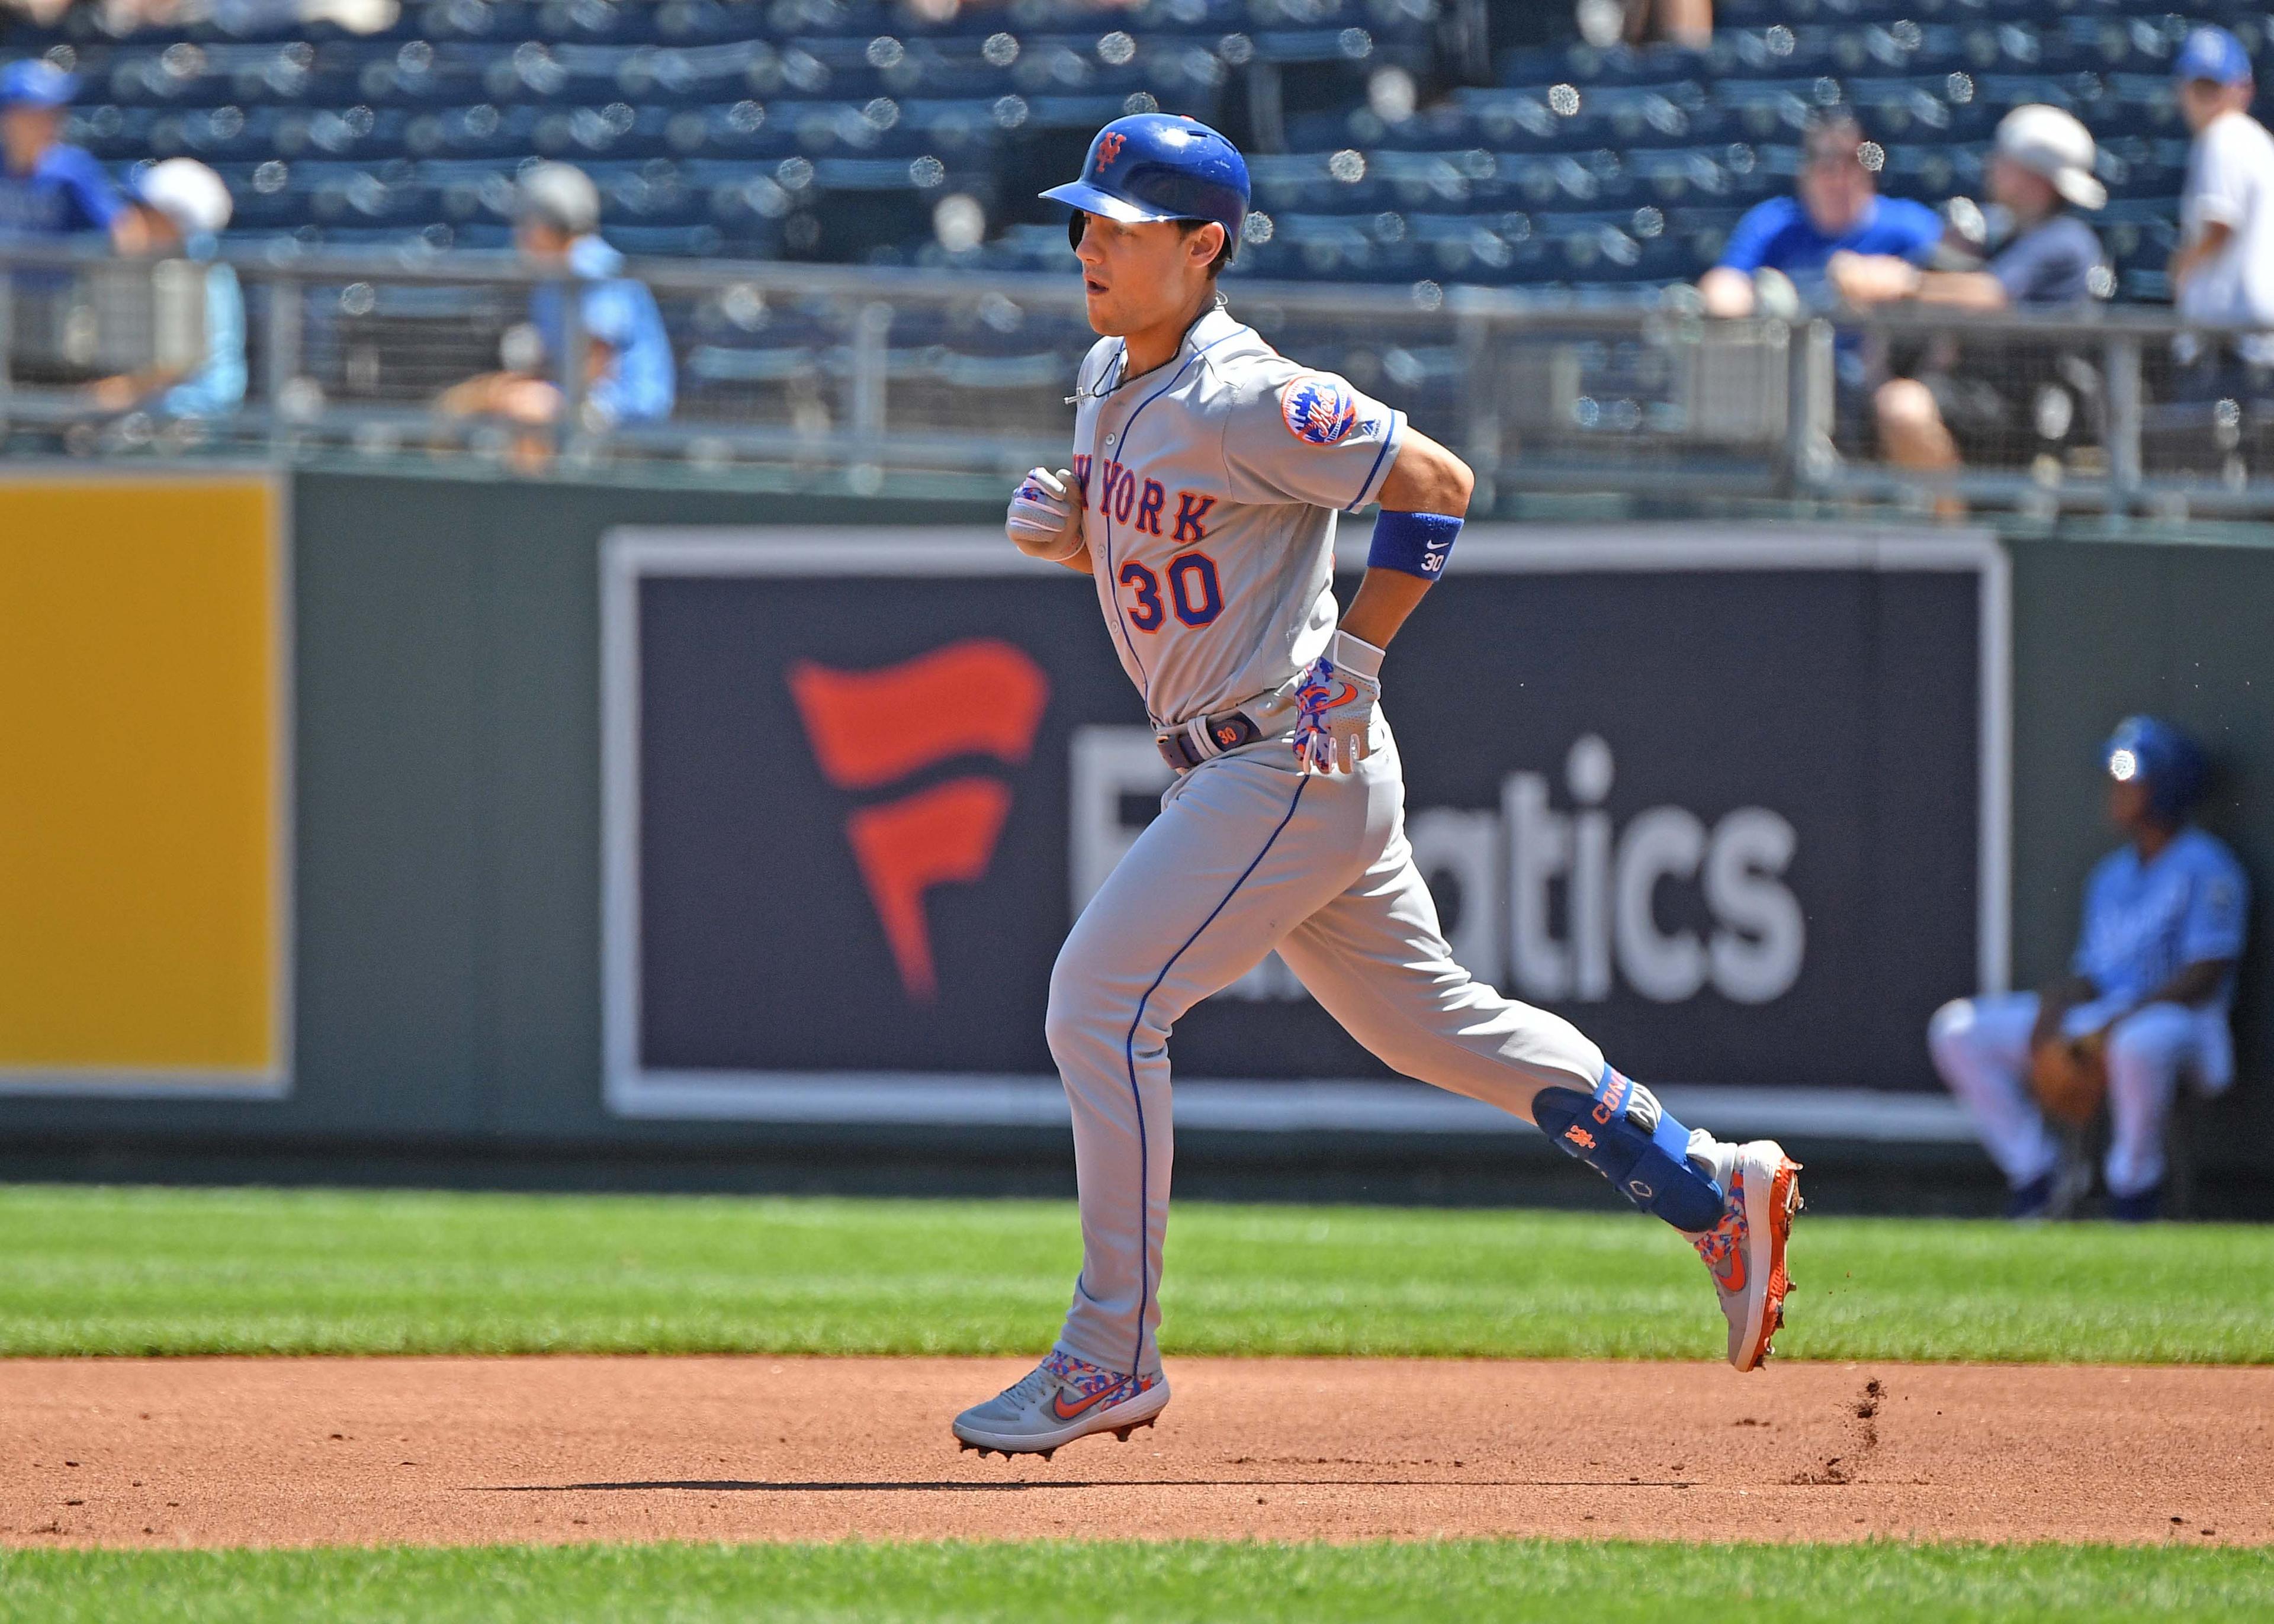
[1280,374,1358,446]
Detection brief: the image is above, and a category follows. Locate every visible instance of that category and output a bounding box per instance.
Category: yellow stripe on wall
[0,477,282,1077]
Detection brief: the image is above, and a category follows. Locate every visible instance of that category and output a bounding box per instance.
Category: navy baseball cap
[2173,26,2253,87]
[0,59,78,108]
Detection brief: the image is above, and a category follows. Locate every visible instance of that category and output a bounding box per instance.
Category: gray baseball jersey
[1040,303,1633,1385]
[1068,307,1406,729]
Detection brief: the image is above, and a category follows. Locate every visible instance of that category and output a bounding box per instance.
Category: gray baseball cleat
[1690,1139,1804,1372]
[952,1350,1171,1459]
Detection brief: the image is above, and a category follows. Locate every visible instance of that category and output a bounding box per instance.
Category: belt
[1155,697,1293,772]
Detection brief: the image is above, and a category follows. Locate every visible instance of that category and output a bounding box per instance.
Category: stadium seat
[7,0,2251,291]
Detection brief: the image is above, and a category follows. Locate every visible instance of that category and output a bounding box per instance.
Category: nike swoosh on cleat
[1711,1248,1747,1293]
[1049,1384,1128,1422]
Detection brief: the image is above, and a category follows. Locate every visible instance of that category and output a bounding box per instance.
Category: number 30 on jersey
[1118,553,1223,632]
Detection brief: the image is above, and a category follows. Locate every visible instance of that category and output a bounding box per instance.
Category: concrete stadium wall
[1,465,2269,1208]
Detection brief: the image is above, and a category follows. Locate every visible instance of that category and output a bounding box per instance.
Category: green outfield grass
[1,1541,2266,1623]
[0,1184,2267,1363]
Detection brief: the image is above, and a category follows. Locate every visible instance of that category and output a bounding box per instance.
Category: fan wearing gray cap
[87,158,245,419]
[436,161,673,435]
[1828,105,2109,505]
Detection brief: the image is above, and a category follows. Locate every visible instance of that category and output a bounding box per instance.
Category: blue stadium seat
[19,0,2250,290]
[1710,79,1823,143]
[1627,145,1742,203]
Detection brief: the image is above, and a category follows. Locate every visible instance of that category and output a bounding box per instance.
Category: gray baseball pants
[1046,718,1607,1379]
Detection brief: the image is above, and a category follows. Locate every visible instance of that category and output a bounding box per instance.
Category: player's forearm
[1342,432,1473,650]
[2130,958,2233,1015]
[1340,569,1431,649]
[2029,975,2097,1047]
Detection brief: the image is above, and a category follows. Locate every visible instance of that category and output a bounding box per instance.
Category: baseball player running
[953,114,1802,1461]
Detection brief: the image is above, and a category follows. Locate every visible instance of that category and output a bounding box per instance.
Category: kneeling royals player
[1930,717,2247,1221]
[952,114,1803,1459]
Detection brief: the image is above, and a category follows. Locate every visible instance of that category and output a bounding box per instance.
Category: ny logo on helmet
[1096,131,1126,166]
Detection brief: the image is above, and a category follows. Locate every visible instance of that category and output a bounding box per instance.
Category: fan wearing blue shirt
[0,60,134,249]
[1827,105,2110,511]
[1930,718,2250,1221]
[1698,112,1945,319]
[435,162,673,446]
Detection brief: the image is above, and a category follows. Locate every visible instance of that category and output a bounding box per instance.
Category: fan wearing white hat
[1827,105,2109,503]
[86,157,246,419]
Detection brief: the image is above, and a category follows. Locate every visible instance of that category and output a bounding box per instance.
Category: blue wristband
[1367,510,1462,580]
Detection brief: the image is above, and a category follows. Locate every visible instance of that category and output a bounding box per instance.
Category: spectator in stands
[1929,718,2249,1223]
[1697,112,1943,319]
[5,0,400,31]
[2167,26,2274,393]
[85,158,244,419]
[0,1,74,27]
[0,60,138,250]
[1827,105,2109,494]
[1619,0,1709,52]
[436,162,673,435]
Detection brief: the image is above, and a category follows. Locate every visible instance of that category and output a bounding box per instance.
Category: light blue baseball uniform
[2072,827,2249,1009]
[1931,826,2249,1198]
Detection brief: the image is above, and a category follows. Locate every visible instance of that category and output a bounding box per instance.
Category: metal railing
[5,239,2274,517]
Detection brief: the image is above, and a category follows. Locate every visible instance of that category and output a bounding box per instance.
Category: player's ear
[1190,221,1226,272]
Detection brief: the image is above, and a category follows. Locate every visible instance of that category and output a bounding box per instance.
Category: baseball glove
[2029,1031,2109,1127]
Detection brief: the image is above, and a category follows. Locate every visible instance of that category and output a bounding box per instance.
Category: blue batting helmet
[1042,113,1249,261]
[2102,715,2206,821]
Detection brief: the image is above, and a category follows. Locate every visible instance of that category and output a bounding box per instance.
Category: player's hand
[1006,467,1085,561]
[1290,630,1385,775]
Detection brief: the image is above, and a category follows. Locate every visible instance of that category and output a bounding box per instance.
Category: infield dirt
[2,1358,2266,1549]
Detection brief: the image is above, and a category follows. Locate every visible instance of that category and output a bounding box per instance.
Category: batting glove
[1290,629,1385,775]
[1006,466,1085,562]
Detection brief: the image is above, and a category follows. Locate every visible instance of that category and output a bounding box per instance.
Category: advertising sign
[0,474,290,1098]
[604,526,2005,1136]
